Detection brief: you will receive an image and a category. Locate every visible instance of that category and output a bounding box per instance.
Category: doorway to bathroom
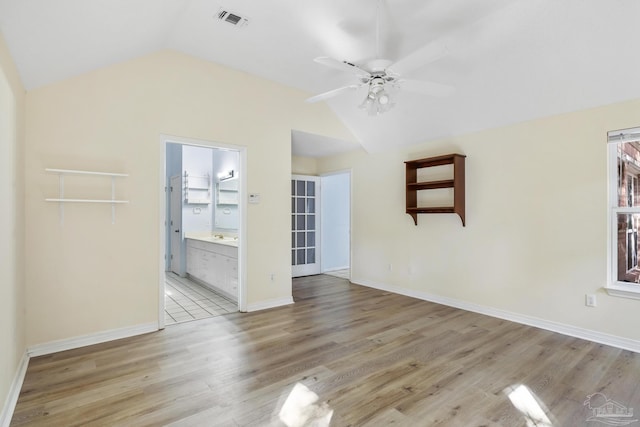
[160,136,246,328]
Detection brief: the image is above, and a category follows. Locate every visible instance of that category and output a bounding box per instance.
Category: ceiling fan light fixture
[307,1,453,114]
[359,77,394,115]
[360,89,394,116]
[377,99,395,115]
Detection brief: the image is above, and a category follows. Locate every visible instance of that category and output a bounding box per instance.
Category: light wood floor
[323,269,350,280]
[11,275,640,426]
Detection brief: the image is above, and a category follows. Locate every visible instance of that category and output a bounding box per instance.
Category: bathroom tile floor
[164,272,236,326]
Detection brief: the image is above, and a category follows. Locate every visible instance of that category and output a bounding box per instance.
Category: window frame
[607,127,640,300]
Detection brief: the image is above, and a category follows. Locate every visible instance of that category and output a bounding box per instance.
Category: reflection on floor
[324,268,350,280]
[164,272,236,326]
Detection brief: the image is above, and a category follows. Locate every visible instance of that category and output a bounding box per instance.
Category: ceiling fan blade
[386,40,448,77]
[305,84,363,103]
[399,79,455,97]
[313,57,371,78]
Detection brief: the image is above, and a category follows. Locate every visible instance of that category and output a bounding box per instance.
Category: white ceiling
[1,0,639,155]
[291,130,361,158]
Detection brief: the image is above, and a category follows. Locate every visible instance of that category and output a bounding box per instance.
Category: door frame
[169,175,182,275]
[159,134,248,329]
[320,169,352,278]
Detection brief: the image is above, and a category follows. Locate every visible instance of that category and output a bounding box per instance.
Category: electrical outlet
[585,294,597,307]
[388,264,393,271]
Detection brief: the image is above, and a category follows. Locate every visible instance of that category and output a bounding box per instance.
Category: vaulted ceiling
[1,0,639,154]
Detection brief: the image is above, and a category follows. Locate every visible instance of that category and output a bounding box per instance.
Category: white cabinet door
[211,253,225,291]
[228,258,238,295]
[185,239,238,301]
[201,251,216,283]
[187,245,204,281]
[186,246,196,275]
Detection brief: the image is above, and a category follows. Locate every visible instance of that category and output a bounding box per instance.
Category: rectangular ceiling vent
[217,9,249,27]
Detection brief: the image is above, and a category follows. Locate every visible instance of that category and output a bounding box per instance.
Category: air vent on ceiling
[217,8,249,27]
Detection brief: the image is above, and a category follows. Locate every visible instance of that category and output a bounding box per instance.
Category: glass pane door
[291,175,321,277]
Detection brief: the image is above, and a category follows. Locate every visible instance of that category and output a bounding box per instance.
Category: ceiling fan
[305,0,454,116]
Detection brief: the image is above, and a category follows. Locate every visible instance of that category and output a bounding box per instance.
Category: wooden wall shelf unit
[405,153,466,226]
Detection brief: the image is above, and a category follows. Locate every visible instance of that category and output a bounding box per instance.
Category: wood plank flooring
[10,275,640,426]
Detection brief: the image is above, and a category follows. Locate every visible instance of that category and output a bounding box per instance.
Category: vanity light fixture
[218,170,235,181]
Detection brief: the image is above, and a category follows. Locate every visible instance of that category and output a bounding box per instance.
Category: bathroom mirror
[215,177,239,230]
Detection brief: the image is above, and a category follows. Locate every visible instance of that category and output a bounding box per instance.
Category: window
[607,127,640,299]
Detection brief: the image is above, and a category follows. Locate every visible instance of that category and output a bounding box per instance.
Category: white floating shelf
[184,172,211,205]
[45,199,130,204]
[45,168,128,177]
[45,168,129,224]
[184,198,211,205]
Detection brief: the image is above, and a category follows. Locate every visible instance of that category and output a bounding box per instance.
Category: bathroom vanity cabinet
[185,238,238,302]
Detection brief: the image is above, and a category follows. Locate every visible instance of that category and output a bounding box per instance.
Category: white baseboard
[246,296,294,312]
[0,351,29,427]
[353,278,640,354]
[27,322,158,357]
[322,266,349,273]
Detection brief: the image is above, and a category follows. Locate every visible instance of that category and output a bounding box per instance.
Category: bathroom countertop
[184,233,238,247]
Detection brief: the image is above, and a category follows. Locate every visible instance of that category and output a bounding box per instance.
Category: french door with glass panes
[292,175,321,277]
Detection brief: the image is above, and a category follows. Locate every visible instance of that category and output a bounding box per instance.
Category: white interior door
[292,175,321,277]
[170,175,182,274]
[321,172,350,272]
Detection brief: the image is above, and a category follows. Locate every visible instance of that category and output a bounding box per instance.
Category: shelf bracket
[58,173,65,226]
[111,176,116,224]
[409,212,418,226]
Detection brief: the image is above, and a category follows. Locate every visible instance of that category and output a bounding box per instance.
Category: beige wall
[292,156,318,175]
[24,49,355,346]
[0,33,25,418]
[318,98,640,342]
